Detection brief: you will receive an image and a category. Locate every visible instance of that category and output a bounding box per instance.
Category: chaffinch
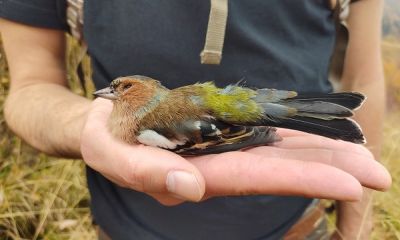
[94,75,365,155]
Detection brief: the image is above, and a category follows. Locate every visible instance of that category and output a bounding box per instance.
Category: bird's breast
[108,107,140,144]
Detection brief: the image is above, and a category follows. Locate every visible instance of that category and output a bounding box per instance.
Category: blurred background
[0,1,399,239]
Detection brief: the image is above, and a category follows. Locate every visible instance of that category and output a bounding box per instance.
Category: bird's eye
[122,83,132,91]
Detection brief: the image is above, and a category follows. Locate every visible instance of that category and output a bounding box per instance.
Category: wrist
[54,99,92,158]
[335,190,373,239]
[4,83,92,158]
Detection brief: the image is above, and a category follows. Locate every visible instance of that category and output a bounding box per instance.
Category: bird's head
[94,75,163,102]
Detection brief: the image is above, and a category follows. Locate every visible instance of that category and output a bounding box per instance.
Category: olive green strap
[200,0,229,65]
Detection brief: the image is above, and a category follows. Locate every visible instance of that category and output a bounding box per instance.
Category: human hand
[331,189,373,240]
[330,227,371,240]
[81,98,391,206]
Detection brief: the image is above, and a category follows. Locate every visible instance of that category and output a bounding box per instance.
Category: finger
[274,131,372,157]
[276,128,309,137]
[81,99,206,202]
[89,97,114,122]
[245,146,391,191]
[148,193,185,206]
[189,152,363,201]
[100,171,185,207]
[116,145,205,202]
[100,173,187,206]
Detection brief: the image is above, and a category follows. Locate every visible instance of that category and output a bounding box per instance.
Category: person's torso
[85,0,335,91]
[84,1,335,239]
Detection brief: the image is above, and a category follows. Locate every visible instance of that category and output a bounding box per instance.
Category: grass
[0,36,96,239]
[372,113,400,240]
[0,35,399,239]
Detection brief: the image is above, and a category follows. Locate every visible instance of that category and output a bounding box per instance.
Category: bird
[93,75,366,156]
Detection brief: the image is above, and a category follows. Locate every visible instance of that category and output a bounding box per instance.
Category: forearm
[334,0,385,237]
[336,78,385,238]
[1,19,92,158]
[4,83,91,158]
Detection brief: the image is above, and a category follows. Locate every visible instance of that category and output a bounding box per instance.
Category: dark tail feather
[255,91,366,143]
[290,92,365,110]
[262,116,365,144]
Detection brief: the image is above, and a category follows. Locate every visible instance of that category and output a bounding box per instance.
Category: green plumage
[195,82,264,123]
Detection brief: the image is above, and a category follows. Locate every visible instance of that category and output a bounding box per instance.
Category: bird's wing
[136,117,281,156]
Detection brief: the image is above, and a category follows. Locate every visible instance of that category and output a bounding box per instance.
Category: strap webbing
[66,0,85,41]
[200,0,228,65]
[339,0,350,21]
[328,0,354,84]
[329,0,360,22]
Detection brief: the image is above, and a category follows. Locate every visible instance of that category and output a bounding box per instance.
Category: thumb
[82,98,205,202]
[115,144,206,202]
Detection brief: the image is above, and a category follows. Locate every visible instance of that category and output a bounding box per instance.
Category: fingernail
[166,171,202,201]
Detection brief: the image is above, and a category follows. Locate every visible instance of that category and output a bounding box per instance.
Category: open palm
[81,98,391,206]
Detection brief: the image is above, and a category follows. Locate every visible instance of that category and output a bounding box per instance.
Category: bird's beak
[93,87,118,100]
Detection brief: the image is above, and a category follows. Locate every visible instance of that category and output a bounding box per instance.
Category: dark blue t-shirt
[1,1,335,239]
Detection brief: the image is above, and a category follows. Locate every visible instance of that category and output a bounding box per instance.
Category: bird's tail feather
[262,116,365,143]
[290,92,365,110]
[256,91,366,143]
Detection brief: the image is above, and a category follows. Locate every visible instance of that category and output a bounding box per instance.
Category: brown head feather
[107,76,207,144]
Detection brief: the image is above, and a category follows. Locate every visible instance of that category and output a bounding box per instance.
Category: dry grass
[0,35,399,239]
[372,113,400,240]
[0,36,96,239]
[372,39,400,239]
